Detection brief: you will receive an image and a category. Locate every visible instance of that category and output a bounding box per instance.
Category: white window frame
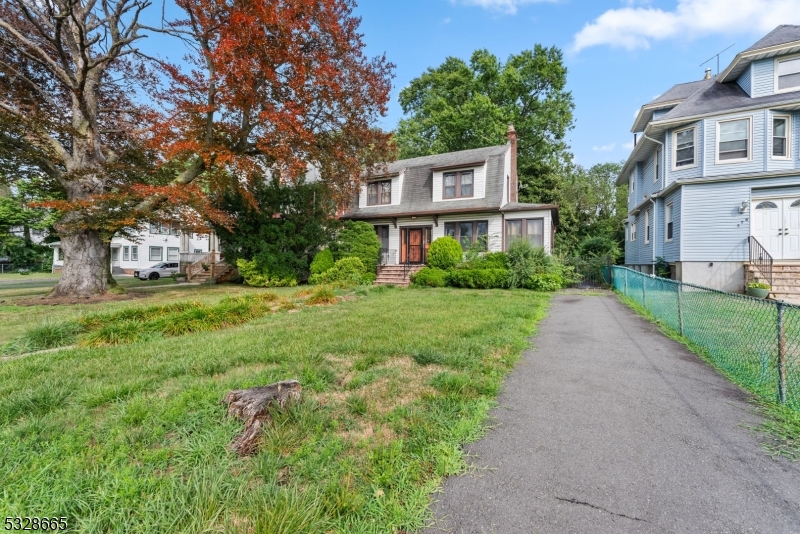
[654,147,660,183]
[644,210,650,244]
[149,246,163,262]
[771,113,792,160]
[715,117,752,165]
[671,126,697,171]
[131,246,138,261]
[665,203,673,242]
[123,246,130,261]
[774,53,800,94]
[629,171,635,196]
[167,247,180,261]
[630,221,637,242]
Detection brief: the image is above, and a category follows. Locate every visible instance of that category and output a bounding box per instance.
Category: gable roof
[632,79,712,132]
[718,25,800,83]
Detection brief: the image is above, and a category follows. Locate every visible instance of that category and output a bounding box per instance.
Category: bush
[446,268,509,289]
[331,221,381,273]
[309,256,366,286]
[427,237,463,270]
[578,236,619,258]
[17,268,30,275]
[236,258,297,287]
[310,249,334,275]
[524,272,564,291]
[460,251,508,270]
[411,267,447,287]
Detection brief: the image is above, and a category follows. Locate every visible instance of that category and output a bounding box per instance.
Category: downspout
[643,134,664,269]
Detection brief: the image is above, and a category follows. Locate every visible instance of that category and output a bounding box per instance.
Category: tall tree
[395,47,574,203]
[0,0,394,298]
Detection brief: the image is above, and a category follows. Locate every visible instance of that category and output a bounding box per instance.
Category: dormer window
[776,55,800,93]
[367,180,391,205]
[443,170,473,199]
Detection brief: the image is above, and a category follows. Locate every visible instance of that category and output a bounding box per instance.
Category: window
[630,221,637,242]
[131,246,138,261]
[374,225,389,250]
[645,210,650,244]
[776,55,800,92]
[673,127,696,169]
[111,248,119,262]
[445,220,488,250]
[792,199,800,208]
[149,246,163,262]
[654,148,660,183]
[665,203,673,241]
[505,219,544,250]
[193,248,203,254]
[167,247,180,261]
[367,180,391,205]
[443,171,474,199]
[148,223,177,235]
[756,201,778,209]
[629,172,635,196]
[772,115,791,158]
[717,118,750,162]
[123,246,130,261]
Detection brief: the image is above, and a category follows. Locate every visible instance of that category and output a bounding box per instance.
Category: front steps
[745,262,800,301]
[374,265,424,287]
[188,262,233,284]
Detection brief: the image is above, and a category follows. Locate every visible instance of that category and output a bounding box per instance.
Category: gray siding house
[620,26,800,299]
[342,126,558,284]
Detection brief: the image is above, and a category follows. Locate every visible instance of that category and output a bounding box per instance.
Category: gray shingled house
[342,126,559,285]
[619,26,800,300]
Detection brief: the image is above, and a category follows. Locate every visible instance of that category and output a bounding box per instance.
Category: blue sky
[350,0,800,167]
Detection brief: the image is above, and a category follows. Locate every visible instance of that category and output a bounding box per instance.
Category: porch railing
[748,236,773,288]
[379,249,397,266]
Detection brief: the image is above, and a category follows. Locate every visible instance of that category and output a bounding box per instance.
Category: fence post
[624,268,628,295]
[642,272,647,307]
[777,302,787,404]
[677,282,684,336]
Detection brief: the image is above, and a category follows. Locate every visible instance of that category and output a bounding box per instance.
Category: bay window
[717,118,750,162]
[445,220,488,250]
[772,115,791,158]
[673,127,696,169]
[505,218,544,250]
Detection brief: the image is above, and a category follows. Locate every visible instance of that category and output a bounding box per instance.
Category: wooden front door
[408,229,424,263]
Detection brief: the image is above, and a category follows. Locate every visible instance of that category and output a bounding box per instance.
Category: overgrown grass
[616,292,800,461]
[0,286,550,532]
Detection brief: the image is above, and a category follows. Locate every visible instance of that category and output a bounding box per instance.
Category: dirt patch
[14,292,151,306]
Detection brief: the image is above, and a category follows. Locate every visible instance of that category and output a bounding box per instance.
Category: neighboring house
[619,26,800,299]
[342,125,559,285]
[49,224,222,277]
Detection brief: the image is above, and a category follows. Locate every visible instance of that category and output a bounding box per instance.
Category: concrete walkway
[425,293,800,534]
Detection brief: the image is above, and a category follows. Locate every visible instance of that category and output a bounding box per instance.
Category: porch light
[739,201,748,214]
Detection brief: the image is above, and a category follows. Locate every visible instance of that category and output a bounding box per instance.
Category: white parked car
[134,262,179,280]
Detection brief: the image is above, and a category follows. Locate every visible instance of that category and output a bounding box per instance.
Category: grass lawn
[0,284,549,532]
[0,271,61,280]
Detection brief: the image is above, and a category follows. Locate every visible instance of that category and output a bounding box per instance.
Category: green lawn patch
[0,286,549,532]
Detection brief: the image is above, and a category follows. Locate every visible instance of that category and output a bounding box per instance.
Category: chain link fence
[612,266,800,411]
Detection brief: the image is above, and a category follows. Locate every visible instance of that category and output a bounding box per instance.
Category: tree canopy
[395,47,574,204]
[0,0,394,297]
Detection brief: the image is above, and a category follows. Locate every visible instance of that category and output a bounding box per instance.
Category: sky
[348,0,800,167]
[139,0,800,168]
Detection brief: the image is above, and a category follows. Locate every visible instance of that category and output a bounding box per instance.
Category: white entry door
[784,198,800,260]
[752,199,783,258]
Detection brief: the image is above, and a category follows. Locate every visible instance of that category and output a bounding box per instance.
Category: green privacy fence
[612,266,800,411]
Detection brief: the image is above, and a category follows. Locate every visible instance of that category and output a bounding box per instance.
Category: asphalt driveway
[424,292,800,534]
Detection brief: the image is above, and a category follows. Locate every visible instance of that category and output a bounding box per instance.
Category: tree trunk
[222,380,302,456]
[48,230,109,298]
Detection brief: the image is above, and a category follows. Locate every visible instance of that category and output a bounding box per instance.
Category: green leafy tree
[213,178,337,283]
[395,47,574,202]
[330,221,382,274]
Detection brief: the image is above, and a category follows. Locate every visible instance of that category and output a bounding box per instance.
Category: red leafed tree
[0,0,394,298]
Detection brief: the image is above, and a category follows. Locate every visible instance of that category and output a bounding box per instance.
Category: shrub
[524,272,564,291]
[446,268,509,289]
[506,239,544,289]
[305,287,338,305]
[309,256,366,286]
[427,237,463,270]
[236,258,297,287]
[460,251,508,270]
[411,267,447,287]
[331,221,381,273]
[17,268,31,275]
[310,249,334,275]
[748,281,771,289]
[578,236,619,258]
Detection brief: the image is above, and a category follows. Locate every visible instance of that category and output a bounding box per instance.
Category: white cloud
[443,17,452,24]
[622,140,635,150]
[572,0,800,52]
[449,0,557,15]
[593,143,616,152]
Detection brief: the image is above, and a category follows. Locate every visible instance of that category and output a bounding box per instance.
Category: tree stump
[222,380,302,456]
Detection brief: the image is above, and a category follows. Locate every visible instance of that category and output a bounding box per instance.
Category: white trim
[644,209,650,244]
[654,147,660,183]
[774,53,800,94]
[630,221,637,242]
[770,112,792,160]
[665,202,673,242]
[718,40,800,83]
[715,116,753,165]
[671,126,697,171]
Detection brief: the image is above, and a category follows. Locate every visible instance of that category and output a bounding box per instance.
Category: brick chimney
[507,123,518,203]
